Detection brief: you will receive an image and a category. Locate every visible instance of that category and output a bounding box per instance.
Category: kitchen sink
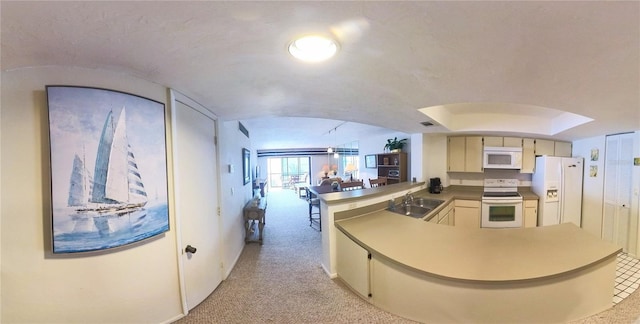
[412,198,445,209]
[387,198,444,219]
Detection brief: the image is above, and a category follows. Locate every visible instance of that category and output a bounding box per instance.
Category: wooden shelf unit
[376,152,408,184]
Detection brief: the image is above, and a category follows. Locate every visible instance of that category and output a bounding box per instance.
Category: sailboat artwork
[47,86,169,254]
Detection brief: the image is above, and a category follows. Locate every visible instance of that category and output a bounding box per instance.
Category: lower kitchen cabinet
[454,200,481,228]
[524,199,538,228]
[438,201,454,226]
[336,229,370,298]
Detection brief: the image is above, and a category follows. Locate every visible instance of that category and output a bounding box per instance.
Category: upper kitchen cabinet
[483,136,503,147]
[448,136,483,172]
[521,138,536,173]
[554,141,572,157]
[534,139,572,157]
[483,136,522,148]
[534,139,555,156]
[503,137,523,147]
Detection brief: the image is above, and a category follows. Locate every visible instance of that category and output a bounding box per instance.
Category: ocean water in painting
[53,203,169,253]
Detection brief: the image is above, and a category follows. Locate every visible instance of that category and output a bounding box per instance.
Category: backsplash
[448,169,532,187]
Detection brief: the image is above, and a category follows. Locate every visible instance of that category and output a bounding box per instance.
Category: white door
[602,133,634,252]
[173,99,221,310]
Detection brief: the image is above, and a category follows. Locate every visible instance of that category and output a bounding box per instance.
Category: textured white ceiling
[2,1,638,149]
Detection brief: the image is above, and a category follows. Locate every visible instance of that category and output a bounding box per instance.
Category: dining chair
[341,181,364,191]
[369,177,388,188]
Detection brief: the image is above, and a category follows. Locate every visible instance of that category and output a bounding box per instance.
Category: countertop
[335,196,621,282]
[336,214,621,282]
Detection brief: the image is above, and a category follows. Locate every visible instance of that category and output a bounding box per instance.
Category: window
[267,157,310,189]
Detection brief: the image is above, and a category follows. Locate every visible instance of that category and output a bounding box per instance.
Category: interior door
[173,99,221,310]
[602,133,634,252]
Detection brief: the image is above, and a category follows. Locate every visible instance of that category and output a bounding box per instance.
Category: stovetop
[482,178,522,200]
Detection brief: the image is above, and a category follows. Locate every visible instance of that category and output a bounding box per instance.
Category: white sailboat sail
[80,107,148,212]
[68,154,87,207]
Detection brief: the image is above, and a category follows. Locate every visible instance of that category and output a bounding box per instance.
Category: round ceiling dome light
[288,35,339,63]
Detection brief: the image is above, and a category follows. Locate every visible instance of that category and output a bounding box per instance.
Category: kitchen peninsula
[316,184,621,323]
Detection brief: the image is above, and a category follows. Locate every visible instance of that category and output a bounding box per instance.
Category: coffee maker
[429,177,443,194]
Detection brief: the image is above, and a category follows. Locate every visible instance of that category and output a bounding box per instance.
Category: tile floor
[614,252,640,304]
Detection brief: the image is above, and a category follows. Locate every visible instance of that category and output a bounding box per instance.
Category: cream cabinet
[521,138,535,174]
[454,200,481,228]
[465,137,483,172]
[535,139,555,156]
[524,199,538,228]
[483,136,503,147]
[554,141,572,157]
[437,201,454,226]
[336,229,370,298]
[503,137,523,147]
[447,136,483,172]
[447,137,466,172]
[483,136,521,148]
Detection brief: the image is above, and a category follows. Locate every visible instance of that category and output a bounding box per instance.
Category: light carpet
[176,188,640,324]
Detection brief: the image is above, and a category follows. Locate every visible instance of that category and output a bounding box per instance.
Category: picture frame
[46,86,170,253]
[365,154,377,168]
[242,148,251,185]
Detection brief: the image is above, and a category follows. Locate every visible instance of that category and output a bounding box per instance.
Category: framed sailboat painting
[46,86,169,253]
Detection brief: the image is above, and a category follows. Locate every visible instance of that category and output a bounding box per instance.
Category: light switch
[228,164,234,173]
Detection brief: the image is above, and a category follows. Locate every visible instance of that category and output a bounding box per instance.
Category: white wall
[573,135,607,238]
[216,121,251,277]
[0,66,249,323]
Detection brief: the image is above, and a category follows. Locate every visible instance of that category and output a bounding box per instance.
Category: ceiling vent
[421,121,435,127]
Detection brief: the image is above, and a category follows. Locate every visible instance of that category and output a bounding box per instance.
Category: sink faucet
[403,192,414,205]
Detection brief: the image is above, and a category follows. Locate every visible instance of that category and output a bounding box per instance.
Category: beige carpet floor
[176,188,640,324]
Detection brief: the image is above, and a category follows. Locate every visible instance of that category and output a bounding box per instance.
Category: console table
[243,198,267,244]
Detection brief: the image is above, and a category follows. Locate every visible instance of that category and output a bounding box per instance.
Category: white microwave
[483,147,522,169]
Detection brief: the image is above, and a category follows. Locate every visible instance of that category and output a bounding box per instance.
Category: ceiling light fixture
[288,35,339,63]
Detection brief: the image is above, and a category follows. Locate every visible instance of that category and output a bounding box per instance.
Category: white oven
[481,179,523,228]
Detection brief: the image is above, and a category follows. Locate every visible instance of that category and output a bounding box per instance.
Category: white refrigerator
[532,156,584,227]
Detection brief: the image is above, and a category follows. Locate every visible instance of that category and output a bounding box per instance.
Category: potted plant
[384,137,407,152]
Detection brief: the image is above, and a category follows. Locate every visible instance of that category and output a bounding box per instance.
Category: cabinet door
[521,138,535,173]
[465,136,484,172]
[483,136,503,147]
[535,139,554,156]
[524,200,538,228]
[454,207,480,228]
[503,137,522,147]
[554,141,572,157]
[447,137,466,172]
[454,200,481,228]
[336,229,370,298]
[438,214,449,225]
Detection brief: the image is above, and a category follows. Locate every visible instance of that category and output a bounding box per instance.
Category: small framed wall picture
[365,155,376,168]
[591,148,599,161]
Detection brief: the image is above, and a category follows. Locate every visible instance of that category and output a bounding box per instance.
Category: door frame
[169,89,223,315]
